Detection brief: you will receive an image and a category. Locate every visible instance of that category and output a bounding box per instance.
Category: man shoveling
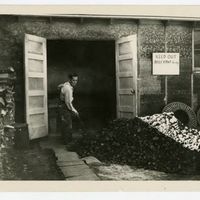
[58,73,79,144]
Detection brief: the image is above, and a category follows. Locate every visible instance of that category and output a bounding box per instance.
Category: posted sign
[152,53,180,75]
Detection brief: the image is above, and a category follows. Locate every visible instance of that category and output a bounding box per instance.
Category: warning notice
[152,53,180,75]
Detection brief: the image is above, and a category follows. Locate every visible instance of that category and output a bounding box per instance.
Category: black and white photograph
[1,4,200,183]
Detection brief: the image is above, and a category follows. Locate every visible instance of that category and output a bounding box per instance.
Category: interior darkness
[47,40,116,132]
[174,110,189,125]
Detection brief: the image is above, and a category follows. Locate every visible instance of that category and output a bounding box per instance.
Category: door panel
[28,59,44,72]
[116,35,138,118]
[29,96,44,109]
[24,34,48,140]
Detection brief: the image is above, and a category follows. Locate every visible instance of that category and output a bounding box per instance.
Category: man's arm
[57,83,64,91]
[63,86,78,115]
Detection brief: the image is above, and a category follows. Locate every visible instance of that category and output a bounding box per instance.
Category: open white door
[116,35,138,118]
[24,34,48,139]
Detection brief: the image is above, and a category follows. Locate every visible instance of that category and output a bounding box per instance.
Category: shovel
[71,114,87,140]
[77,114,86,131]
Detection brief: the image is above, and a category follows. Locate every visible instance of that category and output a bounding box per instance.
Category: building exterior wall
[138,20,165,116]
[0,16,138,122]
[138,20,193,116]
[166,22,192,106]
[0,15,195,122]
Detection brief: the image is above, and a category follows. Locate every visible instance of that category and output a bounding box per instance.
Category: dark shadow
[47,40,116,135]
[174,109,189,125]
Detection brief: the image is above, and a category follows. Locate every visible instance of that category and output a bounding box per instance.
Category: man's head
[69,73,78,87]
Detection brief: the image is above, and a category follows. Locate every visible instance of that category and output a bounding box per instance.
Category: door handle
[131,89,135,94]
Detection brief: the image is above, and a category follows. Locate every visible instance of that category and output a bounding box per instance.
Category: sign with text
[152,53,180,75]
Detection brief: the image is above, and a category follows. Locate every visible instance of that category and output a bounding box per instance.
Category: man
[58,73,79,144]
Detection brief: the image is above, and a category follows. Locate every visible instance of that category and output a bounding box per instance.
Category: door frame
[24,35,138,137]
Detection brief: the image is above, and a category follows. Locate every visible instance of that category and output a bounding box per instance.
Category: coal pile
[72,113,200,175]
[141,112,200,152]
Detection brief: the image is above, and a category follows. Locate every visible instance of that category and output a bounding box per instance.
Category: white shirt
[60,82,77,113]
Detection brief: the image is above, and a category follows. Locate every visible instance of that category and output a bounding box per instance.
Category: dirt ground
[0,142,65,180]
[91,163,200,180]
[2,135,200,181]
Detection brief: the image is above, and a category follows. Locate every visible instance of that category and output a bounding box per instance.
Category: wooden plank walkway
[40,138,100,180]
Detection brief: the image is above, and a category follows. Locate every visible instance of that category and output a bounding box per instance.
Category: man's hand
[72,110,79,117]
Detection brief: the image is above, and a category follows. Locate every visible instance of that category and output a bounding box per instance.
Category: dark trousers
[59,102,73,144]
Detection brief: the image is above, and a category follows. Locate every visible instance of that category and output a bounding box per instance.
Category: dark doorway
[47,40,116,136]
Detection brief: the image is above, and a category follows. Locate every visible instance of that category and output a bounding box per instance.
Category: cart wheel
[162,102,197,128]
